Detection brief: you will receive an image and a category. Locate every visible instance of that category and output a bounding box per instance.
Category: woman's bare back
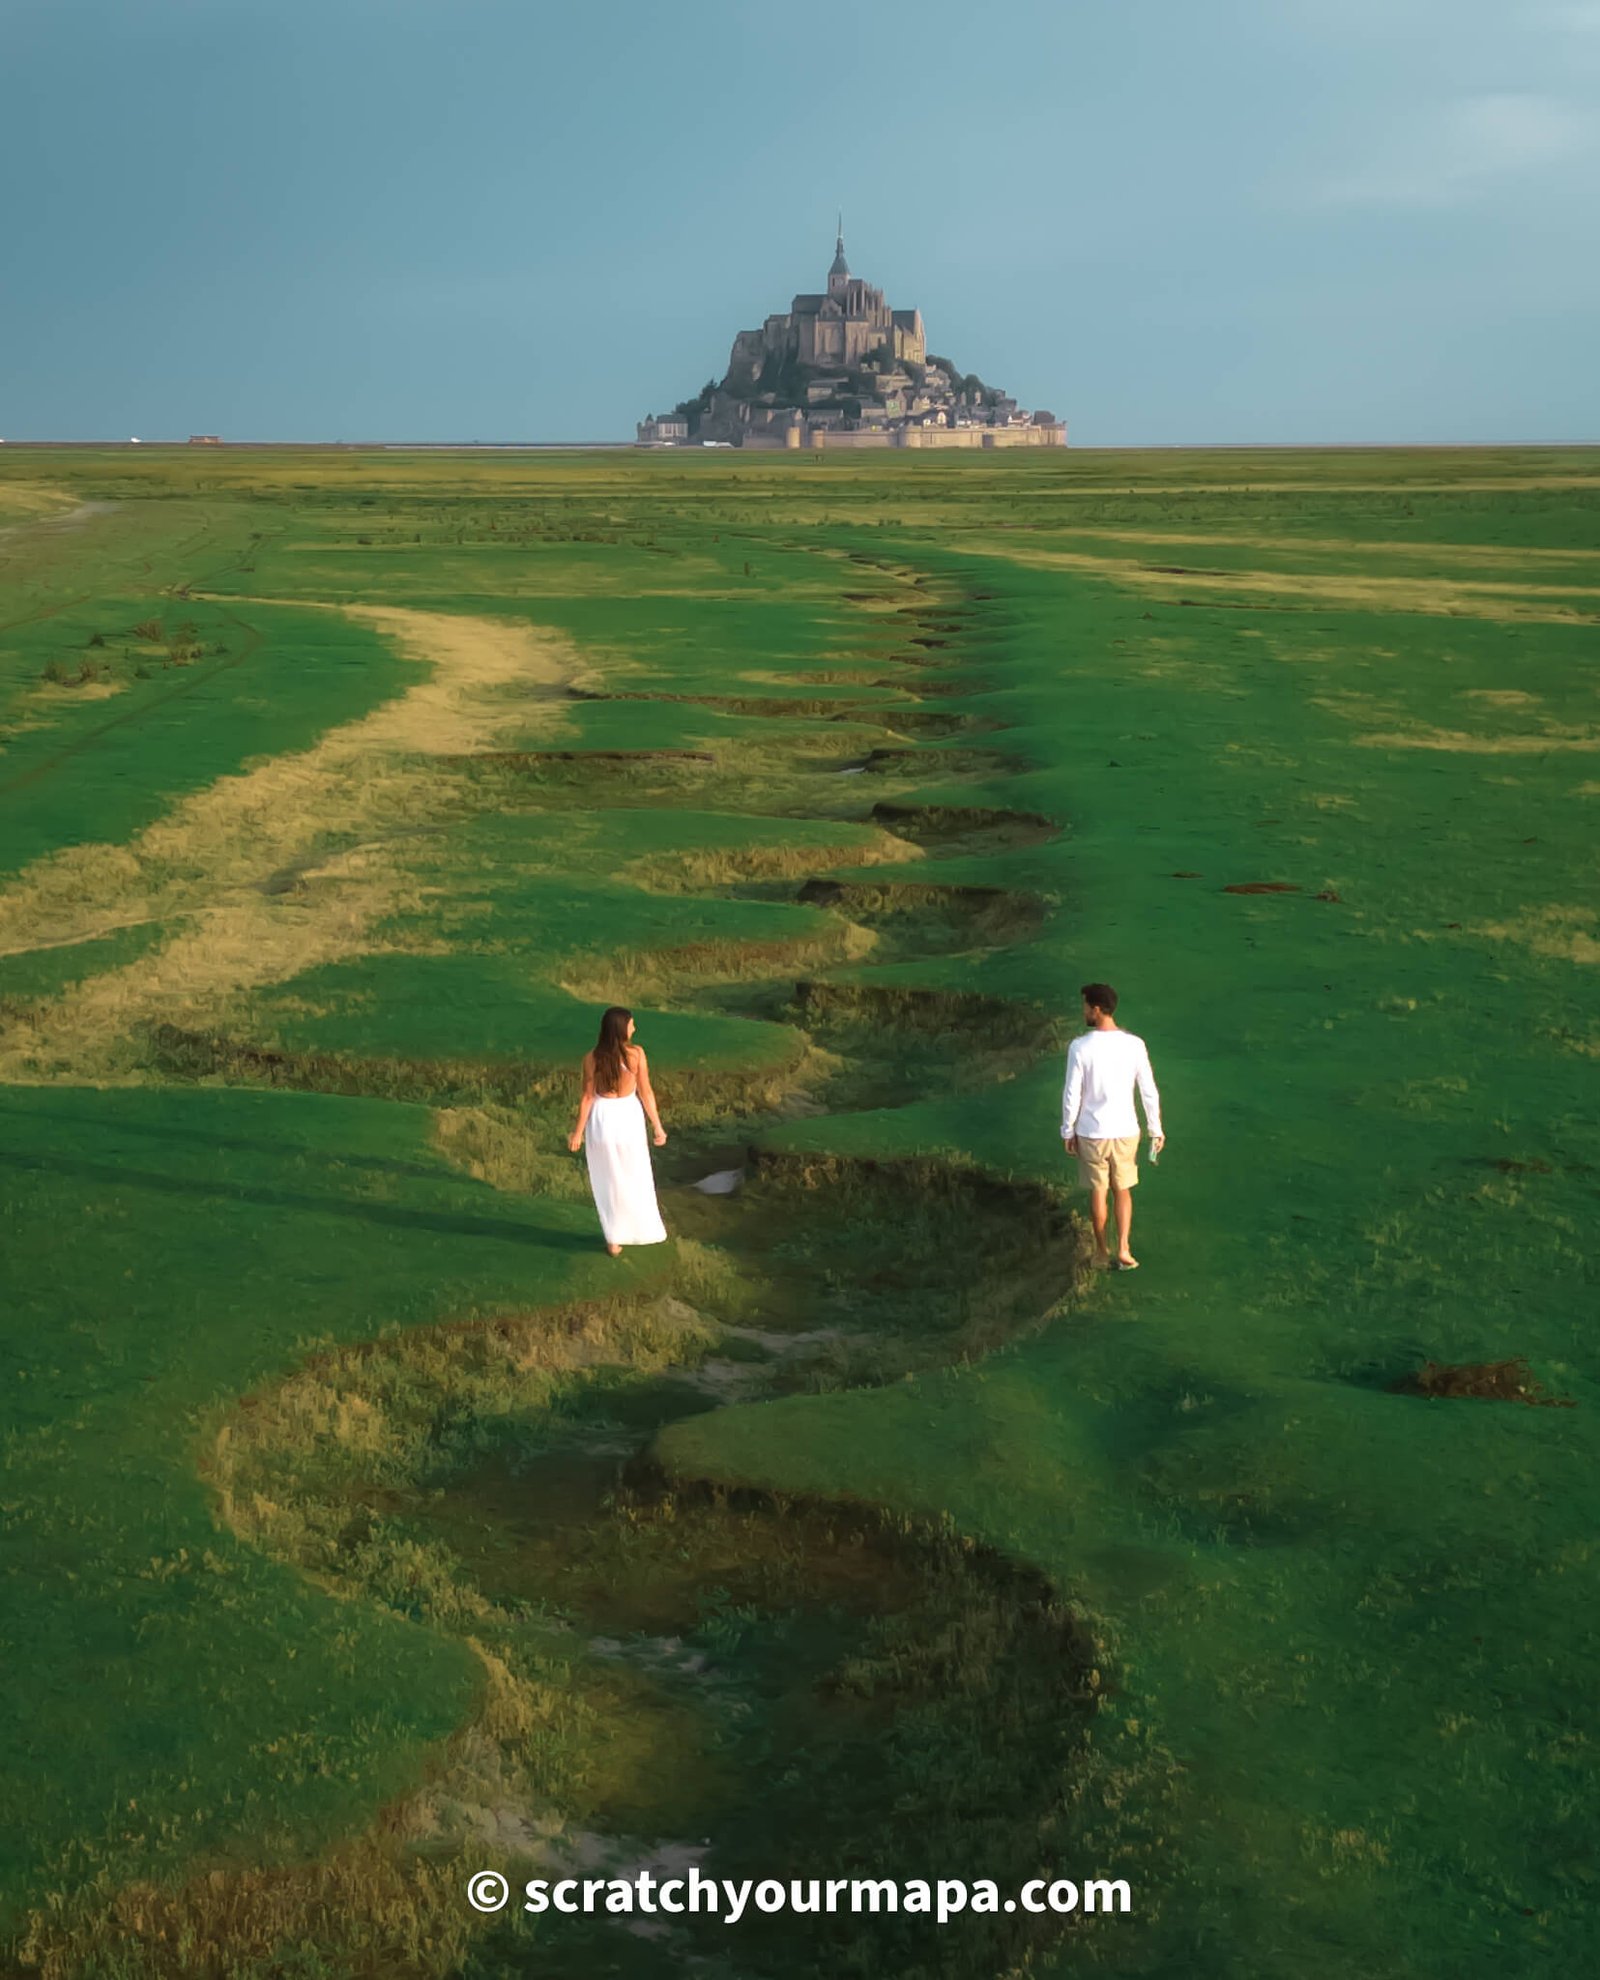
[586,1043,641,1099]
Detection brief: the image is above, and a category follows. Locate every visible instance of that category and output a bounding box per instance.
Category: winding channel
[199,551,1098,1979]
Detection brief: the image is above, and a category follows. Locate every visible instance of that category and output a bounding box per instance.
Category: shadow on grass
[0,1149,592,1251]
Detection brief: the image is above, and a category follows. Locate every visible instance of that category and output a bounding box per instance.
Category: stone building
[635,412,689,446]
[783,228,927,371]
[637,224,1064,451]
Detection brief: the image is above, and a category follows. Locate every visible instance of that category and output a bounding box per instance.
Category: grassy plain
[0,444,1596,1978]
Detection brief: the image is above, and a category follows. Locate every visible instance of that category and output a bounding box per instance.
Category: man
[1061,982,1164,1272]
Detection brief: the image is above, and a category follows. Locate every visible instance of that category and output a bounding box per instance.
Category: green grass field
[1,445,1596,1978]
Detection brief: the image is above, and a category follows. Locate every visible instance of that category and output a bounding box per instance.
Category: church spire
[828,214,850,295]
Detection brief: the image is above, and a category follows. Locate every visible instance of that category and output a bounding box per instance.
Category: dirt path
[0,603,577,1082]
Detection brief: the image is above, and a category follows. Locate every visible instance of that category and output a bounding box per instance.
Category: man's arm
[1137,1042,1163,1145]
[1061,1043,1083,1147]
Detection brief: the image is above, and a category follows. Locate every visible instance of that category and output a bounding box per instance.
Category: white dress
[585,1093,667,1246]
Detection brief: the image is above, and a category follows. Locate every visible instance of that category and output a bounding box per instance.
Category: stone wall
[819,423,1067,451]
[809,429,895,450]
[981,424,1067,448]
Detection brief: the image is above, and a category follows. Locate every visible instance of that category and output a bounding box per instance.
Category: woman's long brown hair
[592,1006,633,1095]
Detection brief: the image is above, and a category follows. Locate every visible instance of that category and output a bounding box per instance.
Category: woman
[568,1006,668,1255]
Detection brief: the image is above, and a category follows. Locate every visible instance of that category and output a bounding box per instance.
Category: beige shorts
[1075,1135,1140,1191]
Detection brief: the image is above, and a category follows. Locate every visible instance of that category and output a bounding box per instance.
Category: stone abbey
[638,225,1065,451]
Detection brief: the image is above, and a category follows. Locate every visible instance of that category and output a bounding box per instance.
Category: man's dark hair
[1081,981,1118,1015]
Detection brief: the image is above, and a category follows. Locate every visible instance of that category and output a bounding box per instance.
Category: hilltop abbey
[639,225,1065,451]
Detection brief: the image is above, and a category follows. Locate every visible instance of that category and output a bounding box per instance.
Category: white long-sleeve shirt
[1061,1028,1162,1141]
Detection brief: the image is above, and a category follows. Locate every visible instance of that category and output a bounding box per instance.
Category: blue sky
[4,0,1596,444]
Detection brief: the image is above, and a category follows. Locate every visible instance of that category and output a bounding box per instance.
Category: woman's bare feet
[605,1242,622,1257]
[1111,1253,1139,1272]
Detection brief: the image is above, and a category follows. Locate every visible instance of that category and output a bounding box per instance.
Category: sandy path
[1024,525,1600,569]
[0,603,576,1081]
[0,485,87,532]
[961,540,1600,623]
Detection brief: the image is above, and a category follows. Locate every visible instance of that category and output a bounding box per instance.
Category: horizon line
[3,438,1597,454]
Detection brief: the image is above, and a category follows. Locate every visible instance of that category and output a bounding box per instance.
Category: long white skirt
[584,1094,667,1246]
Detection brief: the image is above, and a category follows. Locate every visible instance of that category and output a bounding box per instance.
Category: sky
[3,0,1597,445]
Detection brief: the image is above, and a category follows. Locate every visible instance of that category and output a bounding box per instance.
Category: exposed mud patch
[797,877,1049,954]
[861,745,1022,778]
[800,875,1053,934]
[194,1167,1092,1976]
[868,801,1060,852]
[905,673,1001,698]
[569,686,902,721]
[880,708,1004,739]
[624,827,921,895]
[789,979,1062,1102]
[1390,1358,1575,1407]
[717,1148,1086,1371]
[456,748,719,768]
[145,1021,826,1129]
